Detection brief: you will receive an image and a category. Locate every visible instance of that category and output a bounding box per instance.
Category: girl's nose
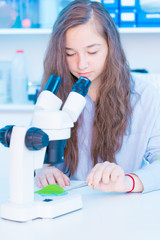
[77,54,88,70]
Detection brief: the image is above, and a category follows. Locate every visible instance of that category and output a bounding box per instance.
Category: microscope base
[1,193,82,222]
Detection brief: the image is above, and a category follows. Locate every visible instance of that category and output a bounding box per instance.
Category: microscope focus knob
[0,125,14,147]
[25,127,49,150]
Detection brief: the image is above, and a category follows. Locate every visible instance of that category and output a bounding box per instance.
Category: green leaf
[35,184,66,195]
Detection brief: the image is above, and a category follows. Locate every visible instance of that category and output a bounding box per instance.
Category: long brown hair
[42,0,133,176]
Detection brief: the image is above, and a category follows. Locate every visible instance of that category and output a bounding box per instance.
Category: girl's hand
[35,165,70,189]
[87,162,127,192]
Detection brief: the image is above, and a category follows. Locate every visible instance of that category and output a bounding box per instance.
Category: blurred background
[0,0,160,177]
[0,0,160,105]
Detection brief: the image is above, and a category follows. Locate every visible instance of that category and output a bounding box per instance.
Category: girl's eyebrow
[65,44,101,50]
[86,44,101,48]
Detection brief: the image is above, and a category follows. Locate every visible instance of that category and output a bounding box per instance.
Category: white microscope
[0,74,91,222]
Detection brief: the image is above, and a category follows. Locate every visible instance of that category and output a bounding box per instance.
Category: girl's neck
[88,79,100,102]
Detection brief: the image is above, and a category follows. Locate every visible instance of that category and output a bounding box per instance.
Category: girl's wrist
[125,174,135,193]
[124,174,134,193]
[124,173,144,193]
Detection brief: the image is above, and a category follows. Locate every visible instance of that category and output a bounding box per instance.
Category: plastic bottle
[0,61,11,104]
[11,50,28,104]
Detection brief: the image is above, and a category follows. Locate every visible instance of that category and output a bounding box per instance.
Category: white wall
[0,31,159,88]
[0,34,50,84]
[120,32,160,73]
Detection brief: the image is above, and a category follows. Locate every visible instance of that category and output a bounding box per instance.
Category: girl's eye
[66,53,75,56]
[88,51,97,55]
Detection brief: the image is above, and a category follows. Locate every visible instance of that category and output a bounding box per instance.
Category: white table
[0,178,160,240]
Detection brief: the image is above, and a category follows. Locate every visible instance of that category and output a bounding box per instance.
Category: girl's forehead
[65,21,105,46]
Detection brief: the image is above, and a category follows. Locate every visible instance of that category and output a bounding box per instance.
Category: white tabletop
[0,178,160,240]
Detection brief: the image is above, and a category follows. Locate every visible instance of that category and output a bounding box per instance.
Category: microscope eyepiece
[44,74,62,94]
[71,76,91,97]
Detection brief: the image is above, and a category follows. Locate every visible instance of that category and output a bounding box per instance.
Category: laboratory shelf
[0,28,52,35]
[0,104,34,112]
[119,27,160,34]
[0,27,160,35]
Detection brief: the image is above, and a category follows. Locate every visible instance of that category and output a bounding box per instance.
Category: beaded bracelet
[125,174,135,193]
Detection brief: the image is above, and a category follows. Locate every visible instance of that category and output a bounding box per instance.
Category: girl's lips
[79,72,91,77]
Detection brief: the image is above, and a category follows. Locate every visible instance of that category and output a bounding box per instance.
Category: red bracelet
[125,174,135,193]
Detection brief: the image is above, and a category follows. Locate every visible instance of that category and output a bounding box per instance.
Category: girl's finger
[63,174,70,186]
[39,174,49,188]
[101,163,116,184]
[53,170,66,188]
[45,172,56,185]
[87,163,102,185]
[35,176,42,188]
[91,164,107,186]
[110,166,124,182]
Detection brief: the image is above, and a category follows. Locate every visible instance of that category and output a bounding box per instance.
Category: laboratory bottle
[11,50,28,104]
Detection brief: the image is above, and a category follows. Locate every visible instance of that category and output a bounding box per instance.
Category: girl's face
[65,20,108,85]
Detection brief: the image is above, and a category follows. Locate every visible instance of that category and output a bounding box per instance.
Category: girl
[35,0,160,194]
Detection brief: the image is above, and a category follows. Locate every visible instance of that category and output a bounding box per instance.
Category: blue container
[119,9,137,27]
[102,0,119,9]
[137,11,160,27]
[108,8,119,26]
[120,0,138,10]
